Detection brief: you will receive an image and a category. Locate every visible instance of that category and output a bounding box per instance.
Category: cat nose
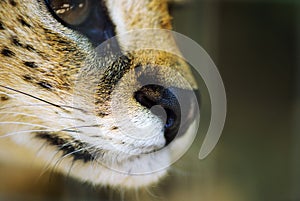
[134,85,196,145]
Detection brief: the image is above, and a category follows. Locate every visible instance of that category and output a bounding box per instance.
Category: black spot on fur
[25,44,35,51]
[12,37,22,47]
[23,75,32,81]
[24,61,38,68]
[18,16,31,27]
[111,126,118,130]
[57,39,69,45]
[1,48,15,57]
[9,0,16,6]
[38,81,52,90]
[0,21,4,30]
[98,112,108,117]
[0,94,9,101]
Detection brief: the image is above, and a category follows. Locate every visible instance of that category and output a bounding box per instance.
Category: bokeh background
[0,0,299,200]
[169,0,299,200]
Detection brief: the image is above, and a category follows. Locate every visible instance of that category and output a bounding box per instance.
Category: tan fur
[0,0,197,188]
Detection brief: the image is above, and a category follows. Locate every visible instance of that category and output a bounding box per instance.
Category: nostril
[134,85,181,145]
[164,108,181,145]
[165,111,175,128]
[134,89,157,109]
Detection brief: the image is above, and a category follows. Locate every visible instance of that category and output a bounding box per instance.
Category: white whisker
[59,116,85,122]
[0,121,52,129]
[0,129,56,138]
[0,104,58,112]
[145,186,161,199]
[67,159,76,179]
[37,148,65,183]
[56,146,90,164]
[29,140,49,169]
[38,138,83,181]
[60,124,103,132]
[49,144,95,180]
[0,85,86,113]
[0,111,62,124]
[0,91,13,97]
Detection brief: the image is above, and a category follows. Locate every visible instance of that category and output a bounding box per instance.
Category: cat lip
[35,131,96,163]
[34,131,162,164]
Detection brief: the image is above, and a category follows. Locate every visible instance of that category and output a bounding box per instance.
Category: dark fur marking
[56,39,69,45]
[1,47,15,57]
[25,44,35,51]
[111,126,118,130]
[18,16,31,27]
[93,55,132,117]
[0,94,9,101]
[38,81,52,90]
[24,61,38,68]
[0,21,4,30]
[98,112,108,117]
[35,132,95,162]
[12,37,22,47]
[9,0,16,6]
[95,55,131,103]
[23,75,32,81]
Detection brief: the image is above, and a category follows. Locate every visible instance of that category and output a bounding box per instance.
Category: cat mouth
[34,130,162,164]
[35,131,96,163]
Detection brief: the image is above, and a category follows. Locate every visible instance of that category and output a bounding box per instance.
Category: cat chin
[71,163,168,188]
[54,149,170,188]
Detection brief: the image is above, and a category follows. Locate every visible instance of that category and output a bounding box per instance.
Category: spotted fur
[0,0,196,188]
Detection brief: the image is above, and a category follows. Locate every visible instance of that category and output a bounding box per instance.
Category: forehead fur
[105,0,172,31]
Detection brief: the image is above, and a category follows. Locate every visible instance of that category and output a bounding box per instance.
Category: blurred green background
[170,0,300,200]
[1,0,299,200]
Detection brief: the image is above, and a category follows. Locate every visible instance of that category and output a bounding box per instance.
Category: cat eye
[45,0,116,47]
[46,0,91,26]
